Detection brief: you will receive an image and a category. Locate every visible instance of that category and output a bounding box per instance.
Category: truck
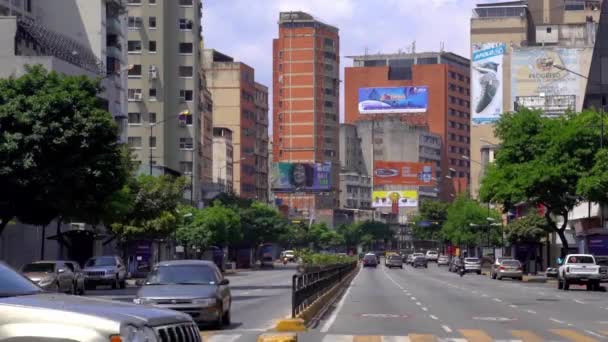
[558,254,604,291]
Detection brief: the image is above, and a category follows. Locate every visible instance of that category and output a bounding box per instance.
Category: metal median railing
[291,261,357,318]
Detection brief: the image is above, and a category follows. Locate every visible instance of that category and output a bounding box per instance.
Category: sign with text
[374,161,435,186]
[372,190,418,208]
[471,43,505,125]
[358,86,429,114]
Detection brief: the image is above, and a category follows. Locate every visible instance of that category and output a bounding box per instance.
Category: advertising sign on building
[372,190,418,208]
[271,162,331,192]
[511,47,592,114]
[358,86,429,114]
[471,43,505,125]
[373,161,435,186]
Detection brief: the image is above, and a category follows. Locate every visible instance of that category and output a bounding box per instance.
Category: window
[149,16,156,28]
[324,101,333,108]
[148,41,157,52]
[180,161,193,174]
[128,88,142,101]
[179,42,193,54]
[149,88,157,100]
[149,0,156,4]
[179,0,193,5]
[128,40,142,53]
[324,38,334,47]
[128,112,141,124]
[128,16,142,29]
[179,137,194,149]
[128,64,142,77]
[179,89,193,101]
[148,112,157,124]
[127,0,141,4]
[128,136,142,148]
[179,66,193,77]
[179,18,193,30]
[149,136,156,148]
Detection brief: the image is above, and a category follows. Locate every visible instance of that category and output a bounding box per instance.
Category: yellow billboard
[372,190,418,208]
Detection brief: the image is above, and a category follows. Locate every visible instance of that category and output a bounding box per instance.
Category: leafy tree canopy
[505,214,551,244]
[441,196,501,246]
[411,200,449,240]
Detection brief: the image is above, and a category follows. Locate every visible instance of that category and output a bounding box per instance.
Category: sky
[203,0,487,128]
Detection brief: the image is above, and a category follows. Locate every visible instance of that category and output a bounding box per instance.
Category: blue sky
[203,0,486,124]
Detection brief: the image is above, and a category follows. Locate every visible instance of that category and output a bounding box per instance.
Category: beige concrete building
[212,127,234,193]
[125,0,207,203]
[203,49,269,200]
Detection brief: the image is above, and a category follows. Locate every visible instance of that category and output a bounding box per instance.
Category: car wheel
[587,282,595,291]
[53,282,60,293]
[517,277,523,281]
[400,266,403,269]
[223,308,231,326]
[111,277,118,290]
[79,283,86,296]
[70,282,76,295]
[215,305,224,329]
[425,265,428,268]
[491,273,497,279]
[477,271,481,275]
[85,281,94,291]
[497,275,502,281]
[563,279,570,290]
[558,279,563,290]
[120,278,126,289]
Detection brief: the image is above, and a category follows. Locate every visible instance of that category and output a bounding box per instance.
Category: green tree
[505,214,551,244]
[412,200,449,240]
[306,222,345,250]
[480,108,604,255]
[337,223,363,250]
[241,202,288,248]
[359,220,393,243]
[203,202,242,247]
[0,65,127,234]
[441,196,501,246]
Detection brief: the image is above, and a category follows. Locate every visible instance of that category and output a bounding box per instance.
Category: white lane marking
[422,307,428,311]
[430,314,439,320]
[527,310,537,314]
[416,302,422,306]
[493,298,503,302]
[242,292,250,295]
[442,325,453,333]
[207,335,241,342]
[322,335,353,342]
[319,266,361,333]
[411,297,417,300]
[585,330,605,338]
[254,289,262,292]
[574,299,585,304]
[550,318,565,324]
[482,294,489,297]
[509,304,518,308]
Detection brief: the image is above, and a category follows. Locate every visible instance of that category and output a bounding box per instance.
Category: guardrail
[291,262,357,318]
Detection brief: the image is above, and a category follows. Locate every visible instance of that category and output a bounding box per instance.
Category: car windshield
[22,263,55,273]
[465,258,480,263]
[501,260,521,267]
[0,263,42,296]
[390,256,401,260]
[567,256,595,264]
[85,257,116,267]
[145,265,218,285]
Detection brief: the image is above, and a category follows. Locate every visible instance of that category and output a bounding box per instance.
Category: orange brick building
[345,52,470,197]
[272,12,340,216]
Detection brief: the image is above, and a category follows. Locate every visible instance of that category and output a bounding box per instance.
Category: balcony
[107,46,122,60]
[106,17,122,36]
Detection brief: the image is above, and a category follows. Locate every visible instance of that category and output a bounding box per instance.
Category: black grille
[156,323,200,342]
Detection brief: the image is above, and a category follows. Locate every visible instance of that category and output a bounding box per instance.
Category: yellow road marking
[459,329,493,342]
[550,329,599,342]
[511,330,545,342]
[408,334,437,342]
[353,336,382,342]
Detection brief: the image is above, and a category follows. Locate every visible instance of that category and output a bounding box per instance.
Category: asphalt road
[299,262,608,341]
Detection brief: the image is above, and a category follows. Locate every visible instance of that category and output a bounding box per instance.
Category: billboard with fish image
[358,86,429,114]
[471,43,505,125]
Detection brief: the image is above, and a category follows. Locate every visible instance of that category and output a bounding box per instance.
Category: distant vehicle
[490,257,506,277]
[134,260,232,327]
[21,261,75,294]
[386,255,403,269]
[412,256,428,268]
[280,250,296,262]
[558,254,602,291]
[492,259,523,281]
[83,255,127,290]
[464,258,482,274]
[363,254,378,268]
[408,253,424,265]
[437,255,449,266]
[449,258,463,272]
[425,250,439,262]
[595,257,608,283]
[545,267,559,278]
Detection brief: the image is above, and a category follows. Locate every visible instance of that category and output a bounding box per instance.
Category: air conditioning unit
[149,65,158,79]
[133,93,143,101]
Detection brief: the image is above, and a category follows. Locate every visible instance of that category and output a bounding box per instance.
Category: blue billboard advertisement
[271,162,332,192]
[358,86,429,114]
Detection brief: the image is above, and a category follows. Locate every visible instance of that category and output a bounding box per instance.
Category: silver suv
[83,255,127,290]
[0,262,200,342]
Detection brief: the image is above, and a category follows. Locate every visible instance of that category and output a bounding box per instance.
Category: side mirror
[57,268,66,274]
[219,279,230,286]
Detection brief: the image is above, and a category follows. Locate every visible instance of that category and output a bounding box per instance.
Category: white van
[426,250,439,262]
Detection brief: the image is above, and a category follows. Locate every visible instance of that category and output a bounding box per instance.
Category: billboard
[471,43,505,125]
[511,47,593,114]
[373,161,435,186]
[372,190,418,208]
[271,162,331,192]
[358,86,429,114]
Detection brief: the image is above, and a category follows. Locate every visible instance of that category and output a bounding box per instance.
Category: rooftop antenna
[364,46,368,56]
[412,41,416,55]
[440,41,445,53]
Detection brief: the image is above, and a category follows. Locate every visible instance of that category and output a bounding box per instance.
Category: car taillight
[517,267,522,271]
[499,266,505,270]
[566,267,570,273]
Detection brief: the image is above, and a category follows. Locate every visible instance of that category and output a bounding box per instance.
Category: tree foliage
[480,108,606,254]
[0,65,127,233]
[241,202,288,247]
[441,196,501,246]
[504,214,551,244]
[412,200,449,240]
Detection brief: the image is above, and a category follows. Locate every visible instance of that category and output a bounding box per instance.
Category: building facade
[345,51,470,199]
[125,0,206,204]
[272,11,341,217]
[203,49,269,200]
[211,127,234,193]
[339,124,371,210]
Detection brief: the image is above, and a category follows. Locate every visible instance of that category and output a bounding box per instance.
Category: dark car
[449,258,463,272]
[412,256,428,268]
[363,254,378,268]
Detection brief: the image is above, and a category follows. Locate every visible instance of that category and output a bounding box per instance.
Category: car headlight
[133,297,154,305]
[118,325,157,342]
[191,298,217,307]
[38,277,54,286]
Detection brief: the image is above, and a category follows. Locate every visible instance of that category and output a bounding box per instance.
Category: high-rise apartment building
[339,124,372,210]
[203,49,269,200]
[345,52,470,198]
[272,11,340,216]
[125,0,206,203]
[0,0,128,141]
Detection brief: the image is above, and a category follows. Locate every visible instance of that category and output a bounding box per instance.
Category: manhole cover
[536,298,559,302]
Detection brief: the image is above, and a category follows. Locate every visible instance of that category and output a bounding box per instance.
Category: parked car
[558,254,602,291]
[1,261,199,342]
[386,254,404,269]
[492,259,523,280]
[363,253,378,268]
[545,267,559,278]
[134,260,231,327]
[64,260,86,295]
[280,250,296,262]
[464,257,482,274]
[490,257,506,277]
[21,261,75,294]
[437,255,449,266]
[83,255,127,290]
[412,256,428,268]
[408,253,424,265]
[425,250,439,262]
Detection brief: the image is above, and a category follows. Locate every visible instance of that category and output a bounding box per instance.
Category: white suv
[426,251,439,262]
